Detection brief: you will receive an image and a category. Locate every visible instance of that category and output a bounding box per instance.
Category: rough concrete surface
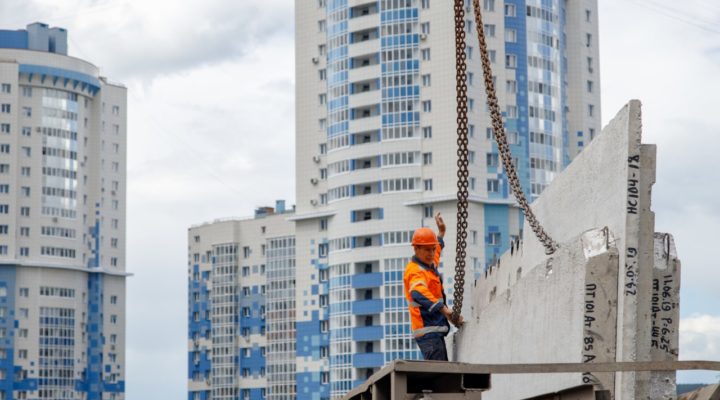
[452,229,619,400]
[453,101,681,399]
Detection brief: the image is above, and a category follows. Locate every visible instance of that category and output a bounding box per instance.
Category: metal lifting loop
[451,0,559,327]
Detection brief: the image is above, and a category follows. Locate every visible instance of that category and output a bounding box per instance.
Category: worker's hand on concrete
[441,305,464,327]
[435,212,446,238]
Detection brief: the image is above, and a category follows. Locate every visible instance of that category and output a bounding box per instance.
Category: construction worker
[403,213,463,361]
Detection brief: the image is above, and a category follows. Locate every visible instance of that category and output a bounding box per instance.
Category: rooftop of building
[189,200,296,229]
[0,22,69,55]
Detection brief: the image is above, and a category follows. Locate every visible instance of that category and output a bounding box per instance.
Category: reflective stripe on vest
[407,301,420,308]
[409,280,427,292]
[413,325,449,337]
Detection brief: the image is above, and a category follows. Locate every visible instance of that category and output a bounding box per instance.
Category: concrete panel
[452,229,618,399]
[451,101,676,399]
[649,233,680,399]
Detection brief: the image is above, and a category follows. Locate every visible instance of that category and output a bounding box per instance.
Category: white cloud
[679,314,720,383]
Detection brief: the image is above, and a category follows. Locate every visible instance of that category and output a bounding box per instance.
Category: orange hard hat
[411,227,439,246]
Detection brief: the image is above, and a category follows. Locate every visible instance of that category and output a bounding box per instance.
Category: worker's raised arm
[434,213,446,265]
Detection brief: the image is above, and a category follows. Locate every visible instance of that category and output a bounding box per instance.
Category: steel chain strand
[452,0,469,327]
[471,0,558,255]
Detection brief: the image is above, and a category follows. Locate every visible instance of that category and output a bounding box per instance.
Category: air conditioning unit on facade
[310,178,319,185]
[310,199,318,206]
[312,155,321,163]
[312,57,319,64]
[420,34,427,40]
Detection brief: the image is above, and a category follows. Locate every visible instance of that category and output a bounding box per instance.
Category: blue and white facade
[0,23,128,400]
[188,204,294,400]
[296,0,600,398]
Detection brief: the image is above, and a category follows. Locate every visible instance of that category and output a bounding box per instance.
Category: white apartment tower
[188,203,295,400]
[0,23,127,399]
[295,0,600,398]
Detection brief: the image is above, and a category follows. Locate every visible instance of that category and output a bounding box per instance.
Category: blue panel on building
[352,326,384,342]
[351,299,383,315]
[351,272,382,289]
[352,353,384,369]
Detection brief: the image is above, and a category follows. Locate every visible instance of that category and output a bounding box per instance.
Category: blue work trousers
[415,334,448,361]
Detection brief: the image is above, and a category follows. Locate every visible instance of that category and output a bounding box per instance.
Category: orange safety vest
[403,238,450,338]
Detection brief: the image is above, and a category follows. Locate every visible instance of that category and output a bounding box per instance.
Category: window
[471,230,478,245]
[0,225,6,234]
[319,143,326,154]
[318,243,328,258]
[506,28,517,43]
[112,105,120,115]
[486,153,499,167]
[421,48,431,61]
[20,187,29,197]
[483,24,495,37]
[20,207,29,217]
[488,232,501,246]
[0,104,9,113]
[21,127,30,137]
[319,93,326,105]
[319,294,329,307]
[19,247,29,257]
[589,128,596,140]
[587,80,593,93]
[422,152,432,165]
[424,205,434,218]
[421,0,430,8]
[506,54,517,68]
[319,218,328,231]
[422,74,431,87]
[22,86,32,97]
[320,346,329,358]
[466,46,473,60]
[466,72,474,86]
[0,124,9,134]
[506,80,517,94]
[506,105,518,118]
[319,269,329,282]
[468,98,475,111]
[586,33,592,47]
[422,126,432,138]
[242,307,250,317]
[319,69,326,80]
[468,151,476,164]
[242,266,250,276]
[483,0,495,11]
[422,101,431,112]
[470,177,476,191]
[487,179,499,193]
[587,57,594,73]
[0,84,9,93]
[0,205,7,214]
[588,104,595,117]
[505,4,515,17]
[318,20,326,32]
[21,147,30,156]
[469,124,475,138]
[21,107,31,117]
[423,179,433,191]
[0,145,8,153]
[243,246,250,258]
[18,349,27,359]
[111,295,118,304]
[421,22,430,34]
[320,320,329,332]
[586,9,592,22]
[20,167,30,177]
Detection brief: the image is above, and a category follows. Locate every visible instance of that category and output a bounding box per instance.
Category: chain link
[470,0,558,255]
[451,0,469,327]
[450,0,558,326]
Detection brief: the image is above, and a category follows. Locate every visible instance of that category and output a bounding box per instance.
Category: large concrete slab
[452,101,679,399]
[452,229,619,399]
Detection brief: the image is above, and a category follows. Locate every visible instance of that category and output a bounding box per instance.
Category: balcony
[353,352,384,369]
[348,13,380,33]
[348,38,380,58]
[349,115,381,133]
[352,273,383,289]
[352,299,383,315]
[352,325,384,342]
[349,90,381,109]
[349,0,376,7]
[349,64,380,83]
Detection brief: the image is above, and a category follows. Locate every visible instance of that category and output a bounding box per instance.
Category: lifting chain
[451,0,559,326]
[451,0,469,327]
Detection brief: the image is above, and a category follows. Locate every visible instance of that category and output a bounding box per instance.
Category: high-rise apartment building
[0,23,127,399]
[188,202,295,400]
[295,0,600,398]
[189,1,600,399]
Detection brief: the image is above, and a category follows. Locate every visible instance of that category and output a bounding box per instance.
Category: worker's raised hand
[435,212,446,238]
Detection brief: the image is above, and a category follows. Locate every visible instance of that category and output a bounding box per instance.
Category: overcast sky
[1,0,720,397]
